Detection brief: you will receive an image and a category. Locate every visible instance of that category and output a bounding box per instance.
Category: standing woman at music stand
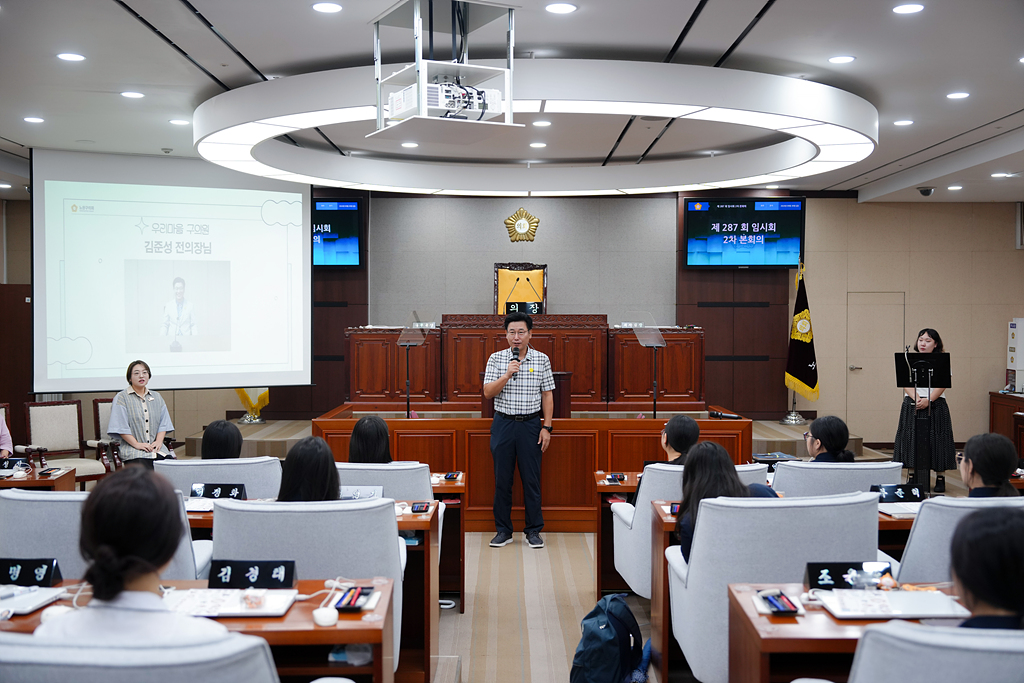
[893,328,956,492]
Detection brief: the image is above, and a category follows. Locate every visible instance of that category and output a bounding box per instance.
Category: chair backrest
[162,491,204,580]
[0,630,280,683]
[848,620,1024,683]
[672,491,879,683]
[0,489,89,579]
[335,461,433,502]
[897,495,1024,583]
[734,463,769,487]
[24,400,84,458]
[93,398,113,441]
[155,457,283,500]
[634,463,685,518]
[771,461,902,497]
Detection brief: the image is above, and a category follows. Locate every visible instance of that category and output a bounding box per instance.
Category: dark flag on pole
[785,266,819,401]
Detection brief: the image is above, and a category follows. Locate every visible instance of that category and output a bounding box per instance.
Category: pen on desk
[350,587,362,606]
[764,594,786,612]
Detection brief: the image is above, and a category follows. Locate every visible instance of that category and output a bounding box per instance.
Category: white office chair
[0,630,295,683]
[211,497,405,672]
[610,463,683,599]
[792,620,1024,683]
[0,489,89,579]
[155,456,283,500]
[163,491,213,581]
[735,462,769,487]
[888,496,1024,583]
[666,491,879,683]
[771,461,902,497]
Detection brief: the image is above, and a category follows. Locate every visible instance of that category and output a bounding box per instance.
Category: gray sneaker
[525,531,544,549]
[489,531,513,547]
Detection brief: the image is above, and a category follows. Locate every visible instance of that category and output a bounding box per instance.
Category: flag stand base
[239,411,266,425]
[779,393,807,425]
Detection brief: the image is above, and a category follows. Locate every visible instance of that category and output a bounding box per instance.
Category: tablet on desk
[0,586,65,615]
[163,588,298,617]
[817,589,970,620]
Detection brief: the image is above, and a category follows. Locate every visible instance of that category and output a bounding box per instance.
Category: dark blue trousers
[490,416,544,535]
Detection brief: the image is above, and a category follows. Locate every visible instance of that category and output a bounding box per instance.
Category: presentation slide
[32,151,311,393]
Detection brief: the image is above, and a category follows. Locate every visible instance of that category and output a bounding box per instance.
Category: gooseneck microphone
[504,278,521,311]
[511,346,519,380]
[709,410,742,420]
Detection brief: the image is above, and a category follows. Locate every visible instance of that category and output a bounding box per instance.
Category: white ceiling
[1,0,1023,202]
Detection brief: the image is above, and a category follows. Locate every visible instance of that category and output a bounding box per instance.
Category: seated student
[349,415,392,464]
[804,415,856,463]
[662,415,699,466]
[277,436,340,502]
[958,433,1021,497]
[950,507,1024,629]
[676,441,778,561]
[200,419,243,459]
[34,467,228,643]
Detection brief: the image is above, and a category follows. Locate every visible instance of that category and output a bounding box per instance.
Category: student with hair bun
[958,433,1021,498]
[951,507,1024,629]
[35,467,227,642]
[804,415,856,463]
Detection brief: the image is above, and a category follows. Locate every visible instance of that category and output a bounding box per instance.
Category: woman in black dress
[893,328,956,492]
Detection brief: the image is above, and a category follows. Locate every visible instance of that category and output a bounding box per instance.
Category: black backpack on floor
[570,593,644,683]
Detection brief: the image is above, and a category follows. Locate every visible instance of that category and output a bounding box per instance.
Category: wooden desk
[432,476,467,614]
[594,471,641,598]
[189,502,438,683]
[647,502,916,683]
[0,468,74,492]
[0,579,395,683]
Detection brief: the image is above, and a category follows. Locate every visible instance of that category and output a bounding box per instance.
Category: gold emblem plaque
[504,208,539,242]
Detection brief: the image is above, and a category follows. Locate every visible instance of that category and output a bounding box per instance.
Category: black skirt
[893,395,956,471]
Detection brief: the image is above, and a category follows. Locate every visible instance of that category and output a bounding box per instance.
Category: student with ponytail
[35,467,228,643]
[958,433,1021,498]
[804,415,856,463]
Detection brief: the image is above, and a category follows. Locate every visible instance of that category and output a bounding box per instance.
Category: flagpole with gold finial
[780,263,810,425]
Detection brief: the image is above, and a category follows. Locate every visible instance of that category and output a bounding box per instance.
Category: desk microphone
[511,347,519,380]
[709,410,741,420]
[525,277,542,299]
[504,278,520,312]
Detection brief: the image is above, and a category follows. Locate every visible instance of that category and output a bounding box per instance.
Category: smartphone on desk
[444,472,461,480]
[605,476,621,485]
[38,468,60,477]
[670,503,680,515]
[411,502,431,513]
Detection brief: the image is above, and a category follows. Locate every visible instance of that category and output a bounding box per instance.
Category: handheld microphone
[709,410,742,420]
[511,346,519,380]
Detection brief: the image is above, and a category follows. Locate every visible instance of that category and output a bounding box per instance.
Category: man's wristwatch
[542,425,553,433]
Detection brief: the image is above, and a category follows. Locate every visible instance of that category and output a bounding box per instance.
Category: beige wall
[793,199,1024,443]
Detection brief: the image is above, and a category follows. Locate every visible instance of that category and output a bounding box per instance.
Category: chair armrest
[84,439,114,448]
[398,537,407,576]
[609,502,636,530]
[665,545,689,586]
[14,445,46,454]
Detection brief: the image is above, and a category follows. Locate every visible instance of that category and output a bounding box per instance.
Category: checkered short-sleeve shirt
[484,347,555,415]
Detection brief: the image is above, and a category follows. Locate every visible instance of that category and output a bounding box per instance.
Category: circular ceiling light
[57,53,85,61]
[991,172,1010,178]
[529,142,547,148]
[545,3,578,13]
[828,56,855,64]
[193,60,878,196]
[121,91,144,98]
[893,120,913,126]
[893,4,924,13]
[946,92,969,99]
[532,120,552,127]
[401,142,419,148]
[947,185,962,190]
[313,2,342,12]
[24,117,44,123]
[169,119,190,125]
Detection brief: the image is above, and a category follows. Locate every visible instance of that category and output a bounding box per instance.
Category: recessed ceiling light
[23,117,44,123]
[894,120,914,126]
[0,184,12,189]
[1020,57,1024,63]
[169,119,190,126]
[121,91,144,98]
[946,92,969,99]
[312,2,342,12]
[828,56,855,64]
[532,120,552,127]
[893,4,924,14]
[545,3,578,13]
[765,185,779,189]
[947,185,962,190]
[530,142,547,148]
[991,172,1010,178]
[57,53,85,62]
[401,142,419,148]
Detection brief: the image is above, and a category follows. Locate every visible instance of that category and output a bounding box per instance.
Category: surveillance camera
[161,148,173,154]
[917,187,935,197]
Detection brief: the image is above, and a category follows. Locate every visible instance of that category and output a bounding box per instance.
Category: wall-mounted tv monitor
[684,197,805,268]
[312,200,360,266]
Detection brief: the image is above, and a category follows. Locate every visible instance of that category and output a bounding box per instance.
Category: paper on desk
[879,502,922,517]
[661,505,675,515]
[163,588,297,617]
[184,498,215,512]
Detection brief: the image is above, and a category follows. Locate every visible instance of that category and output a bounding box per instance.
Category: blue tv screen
[312,200,360,266]
[684,197,805,269]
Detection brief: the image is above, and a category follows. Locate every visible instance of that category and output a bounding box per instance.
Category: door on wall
[847,292,905,444]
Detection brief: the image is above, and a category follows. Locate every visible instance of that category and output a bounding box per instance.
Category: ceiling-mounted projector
[388,82,503,122]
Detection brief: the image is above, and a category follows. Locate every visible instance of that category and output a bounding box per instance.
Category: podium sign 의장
[624,311,666,418]
[894,352,951,492]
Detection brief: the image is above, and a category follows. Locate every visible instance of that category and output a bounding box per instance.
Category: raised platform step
[753,420,890,461]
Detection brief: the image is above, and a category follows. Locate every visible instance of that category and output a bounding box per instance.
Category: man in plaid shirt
[483,312,555,549]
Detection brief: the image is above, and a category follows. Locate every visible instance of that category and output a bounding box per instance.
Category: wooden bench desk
[0,468,75,492]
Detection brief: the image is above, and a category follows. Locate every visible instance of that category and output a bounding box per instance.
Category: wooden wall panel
[443,331,499,402]
[607,330,705,409]
[660,336,703,401]
[704,361,734,411]
[541,432,597,507]
[311,360,348,415]
[607,432,664,471]
[313,306,367,356]
[349,336,393,400]
[561,330,606,402]
[392,332,442,402]
[393,430,456,472]
[0,285,32,446]
[734,305,789,359]
[731,358,788,420]
[677,305,733,356]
